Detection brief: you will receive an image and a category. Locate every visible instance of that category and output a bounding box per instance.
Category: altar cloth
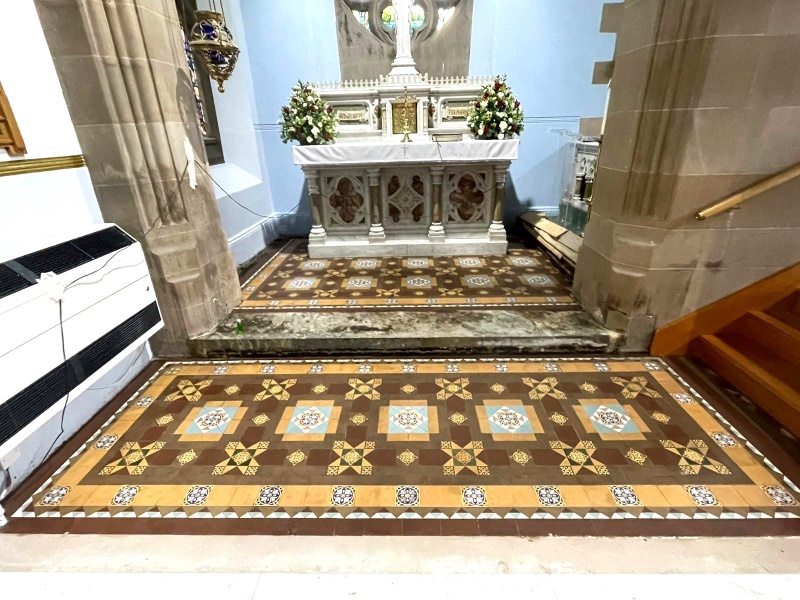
[293,138,519,167]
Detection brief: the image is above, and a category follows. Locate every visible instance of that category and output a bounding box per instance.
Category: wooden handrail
[695,162,800,220]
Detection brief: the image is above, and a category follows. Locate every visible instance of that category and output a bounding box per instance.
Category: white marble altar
[294,139,518,258]
[293,0,519,258]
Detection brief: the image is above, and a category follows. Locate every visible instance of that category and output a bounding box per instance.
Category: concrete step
[189,308,621,357]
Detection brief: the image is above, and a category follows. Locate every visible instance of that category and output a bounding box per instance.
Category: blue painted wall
[470,0,614,218]
[240,0,340,233]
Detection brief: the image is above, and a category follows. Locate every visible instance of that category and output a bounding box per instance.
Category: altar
[290,0,519,259]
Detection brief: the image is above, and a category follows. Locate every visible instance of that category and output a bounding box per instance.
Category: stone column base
[488,221,506,241]
[428,222,445,243]
[309,226,327,246]
[368,224,386,243]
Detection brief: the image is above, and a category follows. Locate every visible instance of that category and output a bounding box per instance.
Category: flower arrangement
[467,75,524,140]
[279,81,337,145]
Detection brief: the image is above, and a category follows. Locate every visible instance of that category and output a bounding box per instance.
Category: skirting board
[308,237,508,258]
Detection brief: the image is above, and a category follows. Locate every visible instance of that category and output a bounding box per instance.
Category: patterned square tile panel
[239,240,577,310]
[11,357,800,534]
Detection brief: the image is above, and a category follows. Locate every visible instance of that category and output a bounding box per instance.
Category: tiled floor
[4,356,799,535]
[238,239,577,311]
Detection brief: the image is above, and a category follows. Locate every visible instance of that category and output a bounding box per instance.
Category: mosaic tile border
[10,357,799,528]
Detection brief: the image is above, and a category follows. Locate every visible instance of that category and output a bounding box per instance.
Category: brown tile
[529,449,563,466]
[478,520,519,536]
[591,449,627,465]
[260,449,288,465]
[364,520,404,535]
[197,449,229,465]
[140,426,167,442]
[419,449,448,466]
[240,426,267,447]
[290,520,337,535]
[447,397,466,412]
[346,426,367,445]
[449,425,472,446]
[439,520,480,535]
[481,449,510,466]
[334,520,365,536]
[146,449,180,466]
[164,399,189,414]
[403,520,441,535]
[350,397,370,413]
[368,449,396,466]
[306,449,336,466]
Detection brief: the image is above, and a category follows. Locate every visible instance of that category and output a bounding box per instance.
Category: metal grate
[2,227,135,299]
[0,301,160,448]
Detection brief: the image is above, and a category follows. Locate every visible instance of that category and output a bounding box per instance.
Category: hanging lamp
[189,1,239,92]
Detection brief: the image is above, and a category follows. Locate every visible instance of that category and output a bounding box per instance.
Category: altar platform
[189,237,620,358]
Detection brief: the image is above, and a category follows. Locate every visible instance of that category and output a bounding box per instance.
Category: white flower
[311,126,320,136]
[498,133,505,139]
[306,115,313,123]
[499,121,508,131]
[477,127,484,135]
[307,136,313,143]
[498,91,505,99]
[481,100,488,109]
[508,118,513,123]
[292,85,300,91]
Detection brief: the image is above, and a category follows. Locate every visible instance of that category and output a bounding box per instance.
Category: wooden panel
[0,80,26,155]
[690,335,800,438]
[651,262,800,355]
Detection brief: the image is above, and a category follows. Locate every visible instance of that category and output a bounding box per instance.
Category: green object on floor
[236,319,244,334]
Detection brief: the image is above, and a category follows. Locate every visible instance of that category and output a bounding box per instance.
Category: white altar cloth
[293,138,519,167]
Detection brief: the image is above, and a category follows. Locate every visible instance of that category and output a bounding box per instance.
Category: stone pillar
[34,0,240,356]
[366,167,386,242]
[303,167,327,246]
[428,166,445,242]
[487,164,507,241]
[573,0,800,350]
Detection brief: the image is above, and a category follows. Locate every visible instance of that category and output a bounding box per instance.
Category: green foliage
[467,75,524,140]
[279,80,337,145]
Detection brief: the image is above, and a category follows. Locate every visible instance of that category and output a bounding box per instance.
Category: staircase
[689,290,800,438]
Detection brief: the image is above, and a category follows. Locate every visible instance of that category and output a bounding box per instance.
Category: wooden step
[768,287,800,314]
[725,311,800,369]
[769,308,800,332]
[690,334,800,438]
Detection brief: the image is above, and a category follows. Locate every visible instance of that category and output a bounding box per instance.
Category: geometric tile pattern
[239,239,577,310]
[10,358,800,534]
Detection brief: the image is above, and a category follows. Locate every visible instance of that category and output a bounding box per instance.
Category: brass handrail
[696,162,800,220]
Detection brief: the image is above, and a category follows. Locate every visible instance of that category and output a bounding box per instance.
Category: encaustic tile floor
[4,356,800,536]
[238,239,578,311]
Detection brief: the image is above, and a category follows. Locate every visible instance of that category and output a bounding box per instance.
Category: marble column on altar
[367,168,386,242]
[303,167,327,246]
[488,164,508,242]
[389,0,419,76]
[428,166,445,242]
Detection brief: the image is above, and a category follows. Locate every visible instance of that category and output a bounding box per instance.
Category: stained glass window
[352,9,370,29]
[380,4,426,30]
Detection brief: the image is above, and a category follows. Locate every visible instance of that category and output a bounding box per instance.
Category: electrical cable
[35,162,189,468]
[37,298,69,468]
[193,159,303,221]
